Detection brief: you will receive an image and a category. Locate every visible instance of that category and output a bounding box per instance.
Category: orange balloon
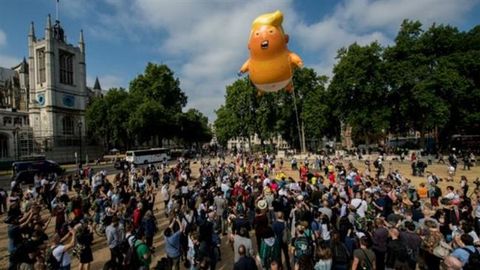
[239,10,303,93]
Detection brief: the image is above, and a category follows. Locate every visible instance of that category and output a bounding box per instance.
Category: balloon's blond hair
[251,10,285,35]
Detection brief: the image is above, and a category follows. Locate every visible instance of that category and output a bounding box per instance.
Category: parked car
[12,160,65,185]
[114,159,130,170]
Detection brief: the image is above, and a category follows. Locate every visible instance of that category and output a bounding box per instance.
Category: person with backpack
[352,236,375,270]
[133,233,152,270]
[290,222,314,266]
[272,211,291,270]
[48,227,77,270]
[259,227,281,270]
[450,234,480,269]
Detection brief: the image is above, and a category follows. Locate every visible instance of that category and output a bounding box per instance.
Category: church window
[62,116,74,135]
[0,133,8,158]
[37,48,46,83]
[3,117,12,126]
[14,117,22,126]
[59,50,74,85]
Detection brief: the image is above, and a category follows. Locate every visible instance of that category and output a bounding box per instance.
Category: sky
[1,0,479,121]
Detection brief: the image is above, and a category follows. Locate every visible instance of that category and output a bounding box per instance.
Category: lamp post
[78,121,83,166]
[13,126,20,160]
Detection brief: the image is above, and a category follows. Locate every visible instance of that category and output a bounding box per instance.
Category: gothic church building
[0,15,102,164]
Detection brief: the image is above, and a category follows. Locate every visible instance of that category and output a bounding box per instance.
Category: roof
[93,77,101,90]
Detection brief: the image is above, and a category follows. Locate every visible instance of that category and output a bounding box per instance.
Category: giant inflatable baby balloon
[239,10,303,93]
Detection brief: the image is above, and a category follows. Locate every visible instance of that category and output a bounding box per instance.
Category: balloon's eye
[269,30,274,34]
[255,32,260,36]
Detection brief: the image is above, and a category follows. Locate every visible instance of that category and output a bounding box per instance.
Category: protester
[5,151,480,270]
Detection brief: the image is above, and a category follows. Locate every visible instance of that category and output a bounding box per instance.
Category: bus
[125,148,171,165]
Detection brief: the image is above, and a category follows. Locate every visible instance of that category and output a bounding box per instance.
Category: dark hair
[359,236,371,247]
[296,255,313,269]
[405,221,416,232]
[164,227,172,237]
[461,234,474,246]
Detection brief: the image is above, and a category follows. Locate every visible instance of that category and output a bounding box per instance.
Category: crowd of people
[3,151,480,270]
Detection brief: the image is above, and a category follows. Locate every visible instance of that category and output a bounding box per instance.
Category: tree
[214,105,237,146]
[86,88,134,149]
[214,68,339,151]
[384,20,473,149]
[178,109,212,147]
[130,63,187,113]
[129,63,188,143]
[329,42,390,145]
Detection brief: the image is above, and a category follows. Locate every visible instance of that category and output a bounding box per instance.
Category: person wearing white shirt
[51,227,77,270]
[444,186,458,200]
[350,192,368,218]
[59,181,68,196]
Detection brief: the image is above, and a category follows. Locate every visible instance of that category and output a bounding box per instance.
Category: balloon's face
[249,25,287,58]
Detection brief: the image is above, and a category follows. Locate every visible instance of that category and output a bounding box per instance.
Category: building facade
[0,15,102,164]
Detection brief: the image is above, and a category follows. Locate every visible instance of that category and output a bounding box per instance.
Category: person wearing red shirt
[133,202,143,229]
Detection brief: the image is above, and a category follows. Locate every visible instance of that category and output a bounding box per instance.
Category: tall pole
[291,87,305,153]
[78,121,82,166]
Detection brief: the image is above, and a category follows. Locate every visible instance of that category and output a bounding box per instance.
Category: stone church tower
[28,15,87,148]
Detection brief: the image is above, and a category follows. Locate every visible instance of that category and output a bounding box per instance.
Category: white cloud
[337,0,478,31]
[78,0,478,119]
[118,0,296,119]
[0,54,20,68]
[293,0,477,79]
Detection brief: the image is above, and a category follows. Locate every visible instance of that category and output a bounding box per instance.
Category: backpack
[294,235,313,259]
[124,240,144,268]
[260,238,280,267]
[405,243,418,262]
[332,243,350,265]
[120,234,136,255]
[462,247,480,270]
[236,202,245,215]
[46,245,64,270]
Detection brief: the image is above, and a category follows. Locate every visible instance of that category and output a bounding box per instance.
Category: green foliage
[214,69,338,150]
[330,42,390,144]
[86,64,211,150]
[216,20,480,150]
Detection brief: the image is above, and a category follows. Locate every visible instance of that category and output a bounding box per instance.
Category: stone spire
[46,14,52,30]
[79,29,85,53]
[29,21,36,40]
[93,77,101,90]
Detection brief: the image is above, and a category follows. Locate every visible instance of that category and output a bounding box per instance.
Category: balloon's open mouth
[261,40,269,49]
